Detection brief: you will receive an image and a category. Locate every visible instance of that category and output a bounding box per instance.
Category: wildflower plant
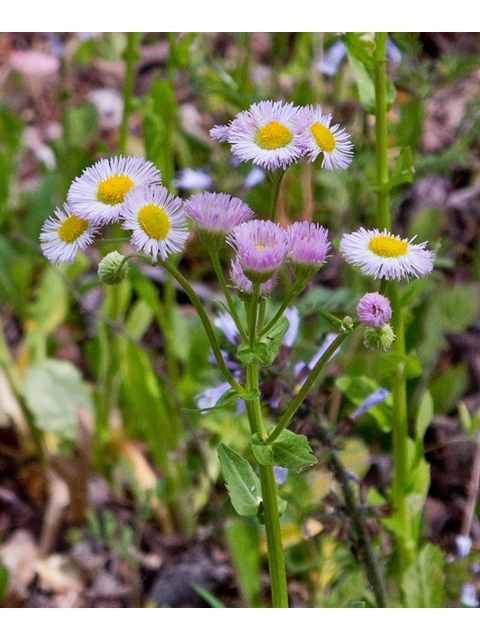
[38,33,439,609]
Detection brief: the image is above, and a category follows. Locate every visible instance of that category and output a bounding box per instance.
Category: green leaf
[389,147,415,190]
[25,359,93,440]
[347,53,396,114]
[347,54,375,112]
[226,520,262,607]
[65,102,98,148]
[376,350,422,382]
[217,444,261,517]
[252,430,317,472]
[237,342,271,366]
[191,582,226,608]
[335,376,393,431]
[372,147,415,194]
[401,543,445,608]
[259,315,290,362]
[26,265,69,356]
[415,391,433,448]
[0,559,9,604]
[144,80,178,187]
[342,33,376,65]
[400,277,427,309]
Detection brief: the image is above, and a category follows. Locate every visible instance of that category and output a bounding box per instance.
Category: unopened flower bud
[98,251,129,285]
[363,323,395,351]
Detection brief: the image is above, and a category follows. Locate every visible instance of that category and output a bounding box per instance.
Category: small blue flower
[273,466,289,485]
[173,168,213,190]
[456,535,473,558]
[318,37,402,77]
[213,312,239,345]
[461,583,479,607]
[350,388,391,420]
[283,307,300,348]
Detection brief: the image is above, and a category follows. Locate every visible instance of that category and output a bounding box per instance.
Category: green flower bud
[98,251,129,285]
[363,323,395,351]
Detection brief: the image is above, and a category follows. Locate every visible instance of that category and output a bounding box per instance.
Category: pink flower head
[357,292,392,328]
[285,221,331,278]
[227,219,287,284]
[184,191,254,237]
[230,258,277,295]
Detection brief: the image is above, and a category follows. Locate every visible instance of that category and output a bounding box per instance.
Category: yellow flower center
[138,204,170,240]
[369,235,409,258]
[57,215,89,244]
[97,173,134,205]
[256,245,267,251]
[255,121,292,150]
[310,122,336,152]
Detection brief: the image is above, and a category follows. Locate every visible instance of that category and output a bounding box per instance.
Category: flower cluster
[210,100,353,172]
[41,155,189,266]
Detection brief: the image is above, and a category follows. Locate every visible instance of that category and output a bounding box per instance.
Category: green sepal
[252,429,318,472]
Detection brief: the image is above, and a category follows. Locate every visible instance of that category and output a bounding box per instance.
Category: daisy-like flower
[357,292,392,328]
[294,105,353,171]
[184,191,254,248]
[67,155,161,225]
[230,258,277,295]
[210,100,304,171]
[40,203,101,264]
[340,227,435,281]
[285,221,331,279]
[227,219,287,284]
[121,184,189,263]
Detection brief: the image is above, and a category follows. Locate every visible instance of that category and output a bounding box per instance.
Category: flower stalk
[374,32,415,570]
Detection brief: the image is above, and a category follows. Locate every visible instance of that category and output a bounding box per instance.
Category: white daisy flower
[121,184,190,263]
[210,100,304,171]
[340,227,435,281]
[40,203,101,264]
[294,105,353,171]
[67,155,161,225]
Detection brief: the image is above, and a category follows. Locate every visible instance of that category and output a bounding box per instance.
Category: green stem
[269,169,286,223]
[118,32,140,157]
[258,278,307,339]
[248,283,261,350]
[387,280,415,568]
[374,32,390,233]
[210,250,247,341]
[267,329,354,444]
[162,260,244,396]
[246,364,288,608]
[374,32,414,570]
